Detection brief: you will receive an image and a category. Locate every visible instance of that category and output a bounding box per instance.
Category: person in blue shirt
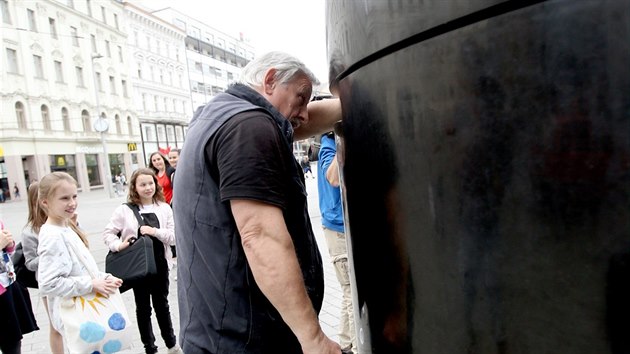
[317,132,356,353]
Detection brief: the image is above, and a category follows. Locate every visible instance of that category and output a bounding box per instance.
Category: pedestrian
[148,152,175,205]
[301,156,314,178]
[103,168,182,354]
[114,174,123,196]
[0,220,39,354]
[21,182,64,354]
[168,149,180,169]
[36,172,123,346]
[317,132,356,353]
[173,51,341,354]
[13,183,20,200]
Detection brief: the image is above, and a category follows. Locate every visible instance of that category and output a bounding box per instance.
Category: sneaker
[167,344,183,354]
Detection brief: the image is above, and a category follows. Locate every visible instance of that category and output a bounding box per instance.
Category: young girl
[148,152,175,204]
[21,182,64,354]
[0,220,38,354]
[36,172,123,342]
[103,168,182,354]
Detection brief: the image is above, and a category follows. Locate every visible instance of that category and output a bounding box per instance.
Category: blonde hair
[26,182,47,234]
[37,172,89,247]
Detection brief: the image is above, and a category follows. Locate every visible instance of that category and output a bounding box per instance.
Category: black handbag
[105,203,157,293]
[11,242,38,289]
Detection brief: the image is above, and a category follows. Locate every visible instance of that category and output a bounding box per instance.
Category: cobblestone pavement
[1,165,344,353]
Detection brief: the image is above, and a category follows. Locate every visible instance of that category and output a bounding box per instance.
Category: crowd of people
[1,52,349,354]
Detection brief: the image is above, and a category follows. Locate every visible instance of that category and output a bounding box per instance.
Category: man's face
[267,73,313,130]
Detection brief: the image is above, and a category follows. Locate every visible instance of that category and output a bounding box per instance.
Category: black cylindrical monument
[326,1,630,353]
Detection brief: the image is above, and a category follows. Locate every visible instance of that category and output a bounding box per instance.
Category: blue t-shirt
[317,134,345,233]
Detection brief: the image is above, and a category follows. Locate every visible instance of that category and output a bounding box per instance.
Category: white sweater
[38,224,108,333]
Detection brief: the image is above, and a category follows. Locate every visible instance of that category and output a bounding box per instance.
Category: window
[121,79,127,97]
[91,34,97,53]
[27,9,37,32]
[109,75,116,94]
[154,96,158,111]
[159,69,164,83]
[1,0,10,24]
[134,31,138,46]
[96,72,102,91]
[33,55,44,78]
[156,39,161,55]
[168,72,173,86]
[117,46,123,62]
[137,63,142,79]
[41,105,51,130]
[115,114,121,134]
[178,74,183,88]
[164,97,168,111]
[145,35,151,51]
[75,66,84,86]
[113,13,118,30]
[62,107,70,131]
[105,40,111,57]
[175,49,180,61]
[82,109,91,132]
[49,18,57,39]
[142,94,147,111]
[67,0,74,9]
[54,60,64,83]
[15,102,27,129]
[70,26,79,46]
[100,6,106,23]
[6,48,18,73]
[150,66,155,81]
[86,0,92,17]
[127,116,133,136]
[227,72,233,81]
[194,62,202,71]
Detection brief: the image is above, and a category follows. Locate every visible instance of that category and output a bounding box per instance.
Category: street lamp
[91,53,114,198]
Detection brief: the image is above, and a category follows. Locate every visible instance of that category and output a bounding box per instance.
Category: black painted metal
[327,0,630,353]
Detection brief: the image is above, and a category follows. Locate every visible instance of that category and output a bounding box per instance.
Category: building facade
[150,7,255,111]
[123,2,191,164]
[0,0,140,199]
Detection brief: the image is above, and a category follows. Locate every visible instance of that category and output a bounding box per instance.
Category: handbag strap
[124,203,146,227]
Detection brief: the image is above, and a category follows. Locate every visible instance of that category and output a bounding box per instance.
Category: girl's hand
[139,225,156,237]
[108,275,123,287]
[92,278,119,295]
[117,237,137,251]
[0,229,14,249]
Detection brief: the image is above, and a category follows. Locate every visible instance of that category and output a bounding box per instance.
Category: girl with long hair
[36,172,123,340]
[103,168,181,354]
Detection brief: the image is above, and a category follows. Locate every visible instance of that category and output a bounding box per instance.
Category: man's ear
[263,68,277,95]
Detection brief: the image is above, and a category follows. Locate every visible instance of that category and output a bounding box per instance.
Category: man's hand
[301,330,342,354]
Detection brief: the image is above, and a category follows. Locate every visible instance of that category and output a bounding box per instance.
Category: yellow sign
[127,143,137,152]
[57,156,66,166]
[0,145,3,157]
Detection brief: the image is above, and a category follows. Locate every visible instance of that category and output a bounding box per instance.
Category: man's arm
[230,199,340,354]
[295,98,342,141]
[325,154,340,187]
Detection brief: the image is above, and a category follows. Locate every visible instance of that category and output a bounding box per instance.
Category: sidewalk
[0,169,344,353]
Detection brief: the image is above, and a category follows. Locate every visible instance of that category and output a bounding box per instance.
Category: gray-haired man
[174,52,341,354]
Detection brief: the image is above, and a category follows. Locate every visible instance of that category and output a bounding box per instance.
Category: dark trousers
[133,269,176,354]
